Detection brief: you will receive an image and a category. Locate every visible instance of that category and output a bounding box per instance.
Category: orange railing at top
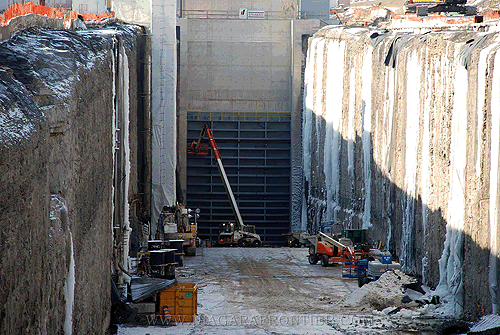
[0,2,114,27]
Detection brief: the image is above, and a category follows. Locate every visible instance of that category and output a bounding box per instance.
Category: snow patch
[475,42,496,178]
[383,64,396,249]
[488,47,500,314]
[50,194,67,221]
[347,68,355,182]
[0,107,37,146]
[342,270,417,310]
[435,45,468,318]
[421,46,431,283]
[401,51,420,274]
[64,231,75,335]
[361,46,372,229]
[120,43,132,271]
[301,37,317,231]
[324,39,345,223]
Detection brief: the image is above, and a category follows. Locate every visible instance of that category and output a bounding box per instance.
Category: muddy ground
[119,247,441,335]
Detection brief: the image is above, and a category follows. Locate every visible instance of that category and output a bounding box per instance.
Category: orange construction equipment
[308,232,372,277]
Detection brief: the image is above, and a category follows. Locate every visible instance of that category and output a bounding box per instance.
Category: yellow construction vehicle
[217,221,261,247]
[158,204,199,256]
[404,0,476,15]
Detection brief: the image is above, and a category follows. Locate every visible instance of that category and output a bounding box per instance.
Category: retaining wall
[300,27,500,319]
[0,23,148,334]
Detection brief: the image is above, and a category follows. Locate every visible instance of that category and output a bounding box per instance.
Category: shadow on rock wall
[303,117,498,321]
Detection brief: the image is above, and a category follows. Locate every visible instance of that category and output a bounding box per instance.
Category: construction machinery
[218,221,261,247]
[157,204,198,256]
[285,221,344,248]
[283,231,311,248]
[187,124,262,247]
[308,232,352,266]
[404,0,476,15]
[308,230,374,278]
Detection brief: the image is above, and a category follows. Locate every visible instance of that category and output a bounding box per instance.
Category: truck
[188,124,262,247]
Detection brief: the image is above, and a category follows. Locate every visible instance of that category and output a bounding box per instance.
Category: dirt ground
[118,247,440,335]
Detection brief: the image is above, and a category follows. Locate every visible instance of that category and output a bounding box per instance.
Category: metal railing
[187,111,291,122]
[180,9,330,20]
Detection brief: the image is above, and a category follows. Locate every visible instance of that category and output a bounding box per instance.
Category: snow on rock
[362,270,417,309]
[342,270,417,310]
[343,286,370,307]
[488,42,500,316]
[50,194,67,222]
[0,67,42,148]
[64,231,75,335]
[468,314,500,334]
[0,106,38,147]
[0,24,138,150]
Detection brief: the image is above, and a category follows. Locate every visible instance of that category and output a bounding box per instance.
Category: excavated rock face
[300,27,500,320]
[0,24,146,334]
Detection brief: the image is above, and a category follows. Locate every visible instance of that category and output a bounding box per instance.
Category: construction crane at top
[187,124,262,247]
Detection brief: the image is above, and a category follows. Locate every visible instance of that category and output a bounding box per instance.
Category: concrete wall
[180,19,293,113]
[72,0,107,13]
[300,0,329,18]
[177,17,321,206]
[0,24,148,334]
[301,27,500,319]
[183,0,297,12]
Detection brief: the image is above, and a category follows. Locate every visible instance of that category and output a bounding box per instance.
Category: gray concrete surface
[183,0,291,13]
[177,17,322,205]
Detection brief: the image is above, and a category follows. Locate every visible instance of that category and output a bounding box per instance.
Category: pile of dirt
[342,270,417,310]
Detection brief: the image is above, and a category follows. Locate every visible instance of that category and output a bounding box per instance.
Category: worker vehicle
[283,231,311,247]
[157,204,198,256]
[308,232,351,266]
[404,0,476,15]
[218,222,261,247]
[285,221,343,248]
[308,228,373,267]
[187,124,262,247]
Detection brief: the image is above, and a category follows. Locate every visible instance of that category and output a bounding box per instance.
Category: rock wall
[300,27,500,319]
[0,24,149,334]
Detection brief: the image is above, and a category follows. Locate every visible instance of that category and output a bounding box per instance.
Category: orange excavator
[187,125,262,247]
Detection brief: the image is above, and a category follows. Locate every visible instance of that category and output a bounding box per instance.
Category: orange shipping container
[158,283,198,322]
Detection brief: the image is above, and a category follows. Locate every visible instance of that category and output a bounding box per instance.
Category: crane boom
[188,124,245,229]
